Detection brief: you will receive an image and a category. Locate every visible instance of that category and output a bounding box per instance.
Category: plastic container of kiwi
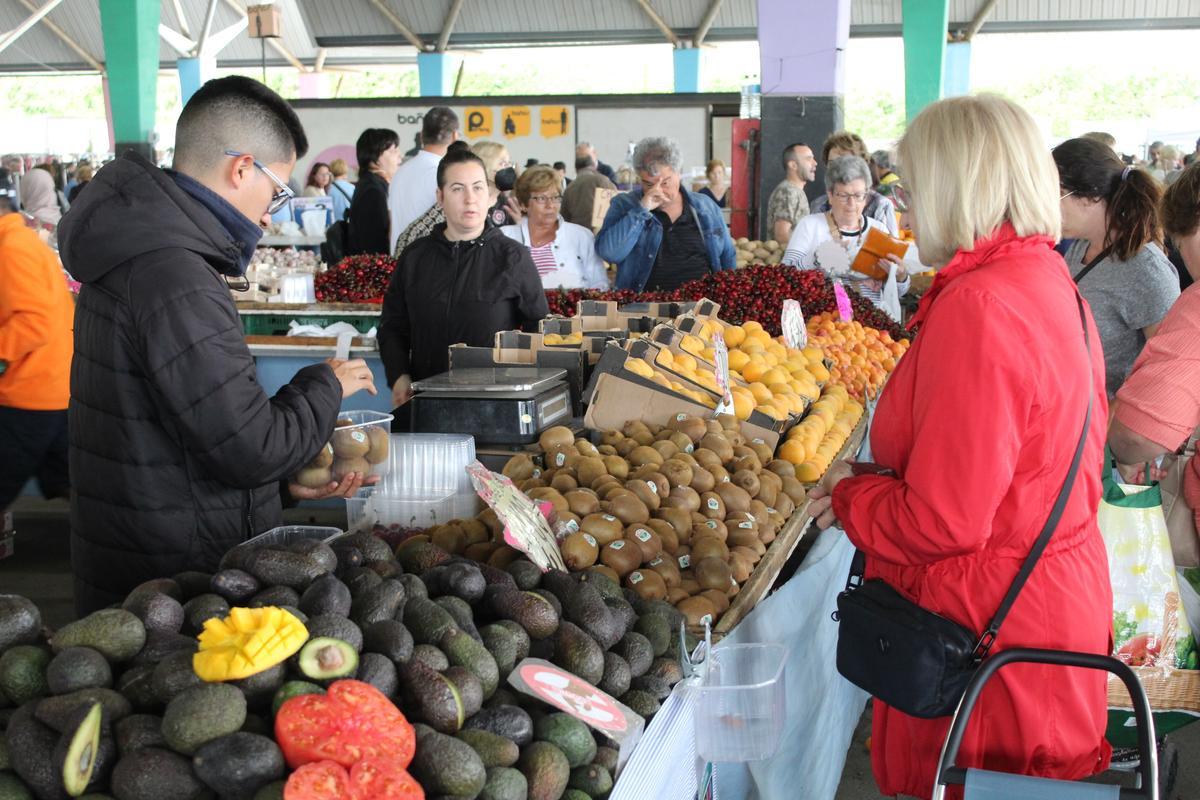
[293,410,395,488]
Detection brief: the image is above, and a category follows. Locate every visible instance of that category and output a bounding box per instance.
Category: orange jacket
[0,213,74,410]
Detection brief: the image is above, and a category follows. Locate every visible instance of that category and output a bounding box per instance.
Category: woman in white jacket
[502,166,609,290]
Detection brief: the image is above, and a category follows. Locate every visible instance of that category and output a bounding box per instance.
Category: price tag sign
[833,280,854,322]
[710,329,736,416]
[467,460,566,571]
[781,299,807,349]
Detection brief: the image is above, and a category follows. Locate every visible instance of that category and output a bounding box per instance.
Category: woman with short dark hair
[346,129,400,256]
[1054,137,1180,396]
[303,161,331,197]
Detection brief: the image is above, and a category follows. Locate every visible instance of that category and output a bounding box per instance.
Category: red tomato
[276,680,417,770]
[284,760,352,800]
[348,757,424,800]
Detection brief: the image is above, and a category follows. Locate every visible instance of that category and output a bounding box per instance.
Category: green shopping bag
[1099,460,1197,670]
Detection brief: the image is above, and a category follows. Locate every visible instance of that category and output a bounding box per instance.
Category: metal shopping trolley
[932,648,1158,800]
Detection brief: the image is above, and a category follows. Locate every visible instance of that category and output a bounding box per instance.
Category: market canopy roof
[1,0,1198,74]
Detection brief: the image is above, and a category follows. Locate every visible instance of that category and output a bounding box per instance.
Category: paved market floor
[3,497,1198,799]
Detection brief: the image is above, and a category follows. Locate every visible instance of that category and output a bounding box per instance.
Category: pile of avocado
[0,529,691,800]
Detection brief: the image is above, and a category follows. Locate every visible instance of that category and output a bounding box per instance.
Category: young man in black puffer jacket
[58,77,378,614]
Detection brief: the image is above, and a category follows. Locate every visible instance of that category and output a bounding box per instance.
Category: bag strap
[972,292,1093,659]
[1072,245,1111,285]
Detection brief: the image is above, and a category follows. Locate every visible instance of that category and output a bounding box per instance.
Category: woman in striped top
[782,155,910,308]
[501,166,609,290]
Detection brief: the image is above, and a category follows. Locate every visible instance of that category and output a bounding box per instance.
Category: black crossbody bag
[834,293,1093,719]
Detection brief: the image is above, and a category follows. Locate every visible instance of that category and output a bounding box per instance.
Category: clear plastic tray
[375,433,476,496]
[240,525,344,549]
[345,487,457,534]
[324,412,393,482]
[688,643,788,762]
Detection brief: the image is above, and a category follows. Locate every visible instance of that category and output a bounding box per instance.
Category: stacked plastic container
[346,433,481,533]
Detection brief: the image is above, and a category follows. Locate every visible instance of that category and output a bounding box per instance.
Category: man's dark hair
[422,106,459,146]
[781,142,809,171]
[437,148,486,188]
[553,161,566,171]
[356,128,399,171]
[174,76,307,174]
[574,154,596,171]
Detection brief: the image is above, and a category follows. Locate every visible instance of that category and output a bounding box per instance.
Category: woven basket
[1108,667,1200,713]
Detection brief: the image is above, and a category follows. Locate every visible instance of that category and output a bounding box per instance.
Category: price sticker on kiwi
[466,460,566,571]
[710,329,736,417]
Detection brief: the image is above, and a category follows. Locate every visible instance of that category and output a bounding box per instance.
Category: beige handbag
[1163,429,1200,569]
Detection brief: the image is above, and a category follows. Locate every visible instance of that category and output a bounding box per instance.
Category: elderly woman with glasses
[782,154,910,308]
[501,165,608,290]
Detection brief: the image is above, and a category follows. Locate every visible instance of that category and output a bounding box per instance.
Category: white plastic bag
[879,262,902,323]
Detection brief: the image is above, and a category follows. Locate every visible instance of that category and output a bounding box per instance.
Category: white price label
[781,299,807,349]
[711,328,736,417]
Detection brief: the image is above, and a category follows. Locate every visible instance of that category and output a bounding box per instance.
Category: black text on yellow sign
[540,106,570,138]
[464,107,493,139]
[501,106,531,139]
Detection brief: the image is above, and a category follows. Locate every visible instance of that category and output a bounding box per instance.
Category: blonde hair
[897,94,1060,266]
[470,140,508,184]
[329,158,348,178]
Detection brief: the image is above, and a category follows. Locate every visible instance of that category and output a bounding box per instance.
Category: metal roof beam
[953,0,998,42]
[13,0,103,72]
[367,0,426,50]
[159,23,196,55]
[693,0,724,47]
[195,0,220,54]
[436,0,464,52]
[0,0,67,56]
[630,0,680,46]
[314,46,326,71]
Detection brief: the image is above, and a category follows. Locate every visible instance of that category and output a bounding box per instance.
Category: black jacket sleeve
[511,245,550,330]
[349,181,391,256]
[378,252,412,388]
[131,258,343,488]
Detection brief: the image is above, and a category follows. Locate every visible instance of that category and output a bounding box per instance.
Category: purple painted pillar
[754,0,851,239]
[758,0,850,96]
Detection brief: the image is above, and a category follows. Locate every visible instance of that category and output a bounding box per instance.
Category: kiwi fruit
[644,554,682,588]
[600,540,641,576]
[624,524,663,563]
[622,420,653,443]
[668,414,708,444]
[659,459,694,490]
[766,459,796,478]
[731,545,761,566]
[600,430,624,447]
[550,472,579,493]
[293,465,333,488]
[598,445,618,456]
[732,469,760,498]
[691,537,729,563]
[667,587,690,604]
[592,474,621,493]
[698,433,733,462]
[728,430,746,448]
[310,442,334,469]
[332,427,371,459]
[465,543,496,563]
[645,519,679,554]
[653,440,682,462]
[643,472,670,499]
[602,456,630,481]
[654,507,692,538]
[575,439,600,458]
[773,493,796,520]
[674,451,699,468]
[699,492,726,521]
[565,489,600,517]
[689,465,715,494]
[756,478,780,508]
[664,485,700,512]
[576,457,608,488]
[589,564,621,583]
[528,487,570,517]
[363,427,390,465]
[460,518,490,544]
[728,528,761,551]
[624,479,661,512]
[694,557,733,591]
[692,448,723,473]
[604,494,650,526]
[539,426,575,453]
[700,588,731,614]
[629,446,664,467]
[581,513,624,546]
[780,475,806,504]
[615,438,640,458]
[545,446,579,470]
[716,413,738,431]
[332,456,370,480]
[705,419,725,436]
[502,454,536,481]
[595,483,627,501]
[562,531,600,570]
[729,553,754,583]
[677,596,717,627]
[678,575,700,594]
[715,482,752,514]
[627,569,668,601]
[692,519,727,543]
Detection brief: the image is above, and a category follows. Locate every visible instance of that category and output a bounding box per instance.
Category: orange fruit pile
[805,312,908,401]
[777,385,864,481]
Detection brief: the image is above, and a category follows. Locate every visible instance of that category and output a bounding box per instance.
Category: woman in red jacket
[808,94,1113,798]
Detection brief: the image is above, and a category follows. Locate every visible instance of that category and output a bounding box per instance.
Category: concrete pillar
[902,0,949,121]
[299,72,322,100]
[943,41,971,97]
[418,52,453,97]
[99,0,160,159]
[177,55,216,104]
[673,47,701,93]
[755,0,850,239]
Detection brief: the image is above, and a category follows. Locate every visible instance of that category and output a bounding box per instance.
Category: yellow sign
[539,106,570,138]
[463,107,493,139]
[501,106,531,139]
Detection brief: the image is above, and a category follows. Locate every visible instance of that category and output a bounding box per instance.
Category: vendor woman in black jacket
[380,148,550,407]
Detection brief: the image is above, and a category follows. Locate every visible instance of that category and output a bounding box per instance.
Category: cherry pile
[544,264,909,340]
[314,255,396,304]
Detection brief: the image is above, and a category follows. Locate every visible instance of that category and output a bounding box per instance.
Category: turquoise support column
[944,41,971,97]
[99,0,160,157]
[673,47,701,93]
[901,0,949,121]
[418,52,452,97]
[177,55,217,104]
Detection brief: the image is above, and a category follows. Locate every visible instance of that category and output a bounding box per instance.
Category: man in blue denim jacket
[596,137,736,291]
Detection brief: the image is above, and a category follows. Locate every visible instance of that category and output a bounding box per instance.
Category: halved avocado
[54,701,102,796]
[296,637,358,681]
